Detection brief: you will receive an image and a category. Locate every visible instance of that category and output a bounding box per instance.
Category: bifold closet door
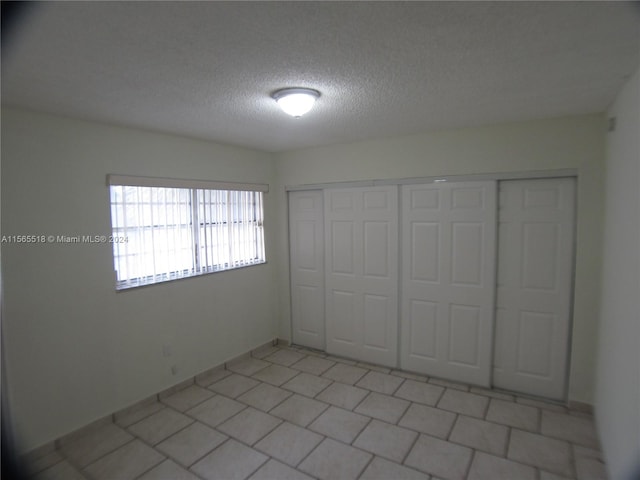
[325,186,398,367]
[401,181,497,387]
[289,190,325,350]
[493,178,575,400]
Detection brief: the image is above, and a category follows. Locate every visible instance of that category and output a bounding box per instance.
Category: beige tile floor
[27,345,608,480]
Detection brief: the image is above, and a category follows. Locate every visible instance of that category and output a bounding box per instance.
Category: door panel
[449,304,481,366]
[363,294,389,349]
[296,285,323,334]
[493,178,575,400]
[289,191,325,350]
[409,300,438,359]
[411,222,439,282]
[330,290,356,344]
[325,186,398,367]
[451,222,484,286]
[331,222,355,274]
[522,223,559,290]
[517,311,554,376]
[363,222,390,277]
[401,181,497,386]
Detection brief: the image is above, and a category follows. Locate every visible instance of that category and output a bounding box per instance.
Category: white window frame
[108,175,268,290]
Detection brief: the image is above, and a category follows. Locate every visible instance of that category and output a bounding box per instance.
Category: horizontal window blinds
[108,176,267,290]
[107,174,269,193]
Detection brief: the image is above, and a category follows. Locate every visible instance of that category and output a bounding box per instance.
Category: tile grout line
[481,393,491,419]
[464,448,477,479]
[568,438,578,480]
[291,431,327,477]
[116,404,167,429]
[504,426,513,459]
[242,455,271,480]
[389,376,406,397]
[209,405,282,448]
[350,386,373,413]
[505,427,579,478]
[122,412,197,470]
[130,455,176,480]
[446,413,459,441]
[262,387,296,414]
[354,451,375,480]
[181,401,250,442]
[309,377,335,400]
[356,454,376,480]
[291,433,328,472]
[158,388,217,417]
[159,421,229,476]
[399,425,421,466]
[433,384,447,407]
[186,437,235,478]
[141,408,197,445]
[350,416,374,447]
[395,398,411,426]
[76,437,139,480]
[536,405,543,434]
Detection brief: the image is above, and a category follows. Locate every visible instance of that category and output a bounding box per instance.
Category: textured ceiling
[2,2,639,152]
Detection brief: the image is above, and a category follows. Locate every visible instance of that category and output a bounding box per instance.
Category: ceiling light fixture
[272,88,320,118]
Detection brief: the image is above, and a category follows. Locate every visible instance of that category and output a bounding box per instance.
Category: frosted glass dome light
[272,88,320,117]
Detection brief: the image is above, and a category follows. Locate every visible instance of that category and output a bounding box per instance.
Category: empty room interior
[1,2,638,480]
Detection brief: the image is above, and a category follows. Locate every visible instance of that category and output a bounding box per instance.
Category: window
[108,175,267,290]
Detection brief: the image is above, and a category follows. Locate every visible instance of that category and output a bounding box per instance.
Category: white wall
[595,69,639,480]
[275,114,606,405]
[1,107,610,453]
[1,108,279,452]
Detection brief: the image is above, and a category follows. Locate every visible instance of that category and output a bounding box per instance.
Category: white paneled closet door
[493,178,575,400]
[401,181,497,387]
[324,186,399,367]
[289,190,325,350]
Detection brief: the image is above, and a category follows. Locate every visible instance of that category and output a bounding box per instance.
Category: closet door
[401,181,497,387]
[289,190,325,350]
[325,186,398,367]
[493,178,575,400]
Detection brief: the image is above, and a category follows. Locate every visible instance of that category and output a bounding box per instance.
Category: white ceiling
[2,1,639,153]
